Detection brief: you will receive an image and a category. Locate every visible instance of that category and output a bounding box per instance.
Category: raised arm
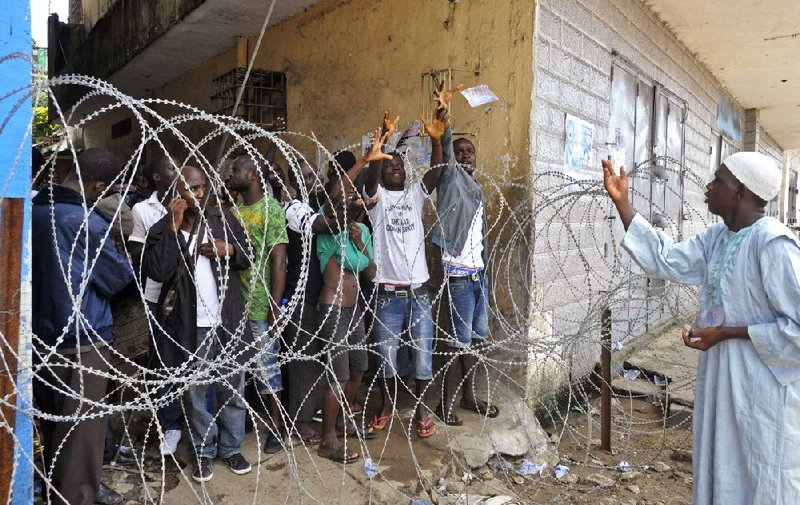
[421,82,462,194]
[602,159,635,230]
[329,127,392,204]
[421,114,446,194]
[365,109,399,198]
[433,82,463,170]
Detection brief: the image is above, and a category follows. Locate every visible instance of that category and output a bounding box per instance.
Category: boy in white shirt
[356,109,446,439]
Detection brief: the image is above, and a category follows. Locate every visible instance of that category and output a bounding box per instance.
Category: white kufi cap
[722,151,781,202]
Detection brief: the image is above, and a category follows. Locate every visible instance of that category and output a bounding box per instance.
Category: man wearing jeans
[362,110,446,439]
[433,107,499,425]
[144,165,254,482]
[128,156,182,455]
[226,153,288,454]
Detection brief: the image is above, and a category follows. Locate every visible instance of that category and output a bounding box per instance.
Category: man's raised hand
[365,128,393,163]
[602,159,628,205]
[272,116,286,132]
[421,116,446,141]
[434,82,464,112]
[383,109,400,137]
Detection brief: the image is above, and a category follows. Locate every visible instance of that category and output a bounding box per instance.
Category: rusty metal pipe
[600,306,612,452]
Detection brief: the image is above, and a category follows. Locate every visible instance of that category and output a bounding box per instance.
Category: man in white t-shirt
[356,110,446,439]
[128,156,184,455]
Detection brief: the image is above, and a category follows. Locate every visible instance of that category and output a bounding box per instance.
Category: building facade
[50,0,800,403]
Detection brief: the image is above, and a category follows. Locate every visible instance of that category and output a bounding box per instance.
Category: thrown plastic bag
[617,460,632,473]
[364,457,378,479]
[518,459,547,476]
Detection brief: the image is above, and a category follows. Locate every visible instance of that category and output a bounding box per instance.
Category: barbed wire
[0,65,703,504]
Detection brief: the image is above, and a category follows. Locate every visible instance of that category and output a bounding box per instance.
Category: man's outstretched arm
[601,159,635,230]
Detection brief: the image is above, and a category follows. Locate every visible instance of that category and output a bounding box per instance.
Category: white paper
[554,464,570,479]
[461,84,499,108]
[623,369,641,381]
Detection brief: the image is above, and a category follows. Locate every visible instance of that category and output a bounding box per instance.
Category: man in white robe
[602,152,800,504]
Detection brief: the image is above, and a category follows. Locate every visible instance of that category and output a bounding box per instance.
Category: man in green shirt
[227,153,288,454]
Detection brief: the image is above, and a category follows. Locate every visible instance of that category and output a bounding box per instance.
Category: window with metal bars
[211,68,287,129]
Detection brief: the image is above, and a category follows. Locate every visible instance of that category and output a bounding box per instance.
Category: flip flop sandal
[435,405,464,426]
[369,412,393,431]
[318,445,360,464]
[415,418,437,439]
[461,399,500,418]
[349,403,364,415]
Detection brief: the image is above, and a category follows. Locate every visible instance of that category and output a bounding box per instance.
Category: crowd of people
[31,86,499,504]
[26,71,800,505]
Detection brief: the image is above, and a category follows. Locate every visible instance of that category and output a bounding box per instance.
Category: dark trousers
[146,301,183,431]
[34,345,110,505]
[286,301,323,425]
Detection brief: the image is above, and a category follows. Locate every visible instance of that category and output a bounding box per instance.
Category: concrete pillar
[743,108,759,151]
[69,0,82,25]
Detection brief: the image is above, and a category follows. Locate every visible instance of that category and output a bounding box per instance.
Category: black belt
[377,284,427,298]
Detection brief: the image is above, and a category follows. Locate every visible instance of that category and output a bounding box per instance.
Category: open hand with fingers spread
[434,82,464,112]
[364,128,393,163]
[272,116,286,132]
[421,115,446,141]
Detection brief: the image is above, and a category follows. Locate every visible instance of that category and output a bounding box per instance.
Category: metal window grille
[211,68,287,128]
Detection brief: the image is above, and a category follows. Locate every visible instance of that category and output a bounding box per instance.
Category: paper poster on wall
[563,114,594,171]
[716,95,742,143]
[461,84,499,108]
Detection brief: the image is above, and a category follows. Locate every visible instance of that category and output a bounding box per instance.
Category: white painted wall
[526,0,787,392]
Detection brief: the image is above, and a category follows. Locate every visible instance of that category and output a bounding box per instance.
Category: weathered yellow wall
[157,0,537,325]
[80,0,536,356]
[74,0,538,397]
[158,0,534,186]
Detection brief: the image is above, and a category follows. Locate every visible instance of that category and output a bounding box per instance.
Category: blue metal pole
[0,1,34,503]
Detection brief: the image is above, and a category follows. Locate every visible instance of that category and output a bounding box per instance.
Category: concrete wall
[78,0,117,32]
[526,0,786,398]
[743,109,784,217]
[79,0,538,390]
[156,0,534,187]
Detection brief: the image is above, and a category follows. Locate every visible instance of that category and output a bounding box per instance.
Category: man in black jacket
[144,165,253,483]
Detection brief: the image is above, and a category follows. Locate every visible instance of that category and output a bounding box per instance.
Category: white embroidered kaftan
[621,213,800,504]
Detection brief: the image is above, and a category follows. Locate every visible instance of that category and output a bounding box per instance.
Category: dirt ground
[37,329,698,504]
[511,396,694,505]
[81,392,694,504]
